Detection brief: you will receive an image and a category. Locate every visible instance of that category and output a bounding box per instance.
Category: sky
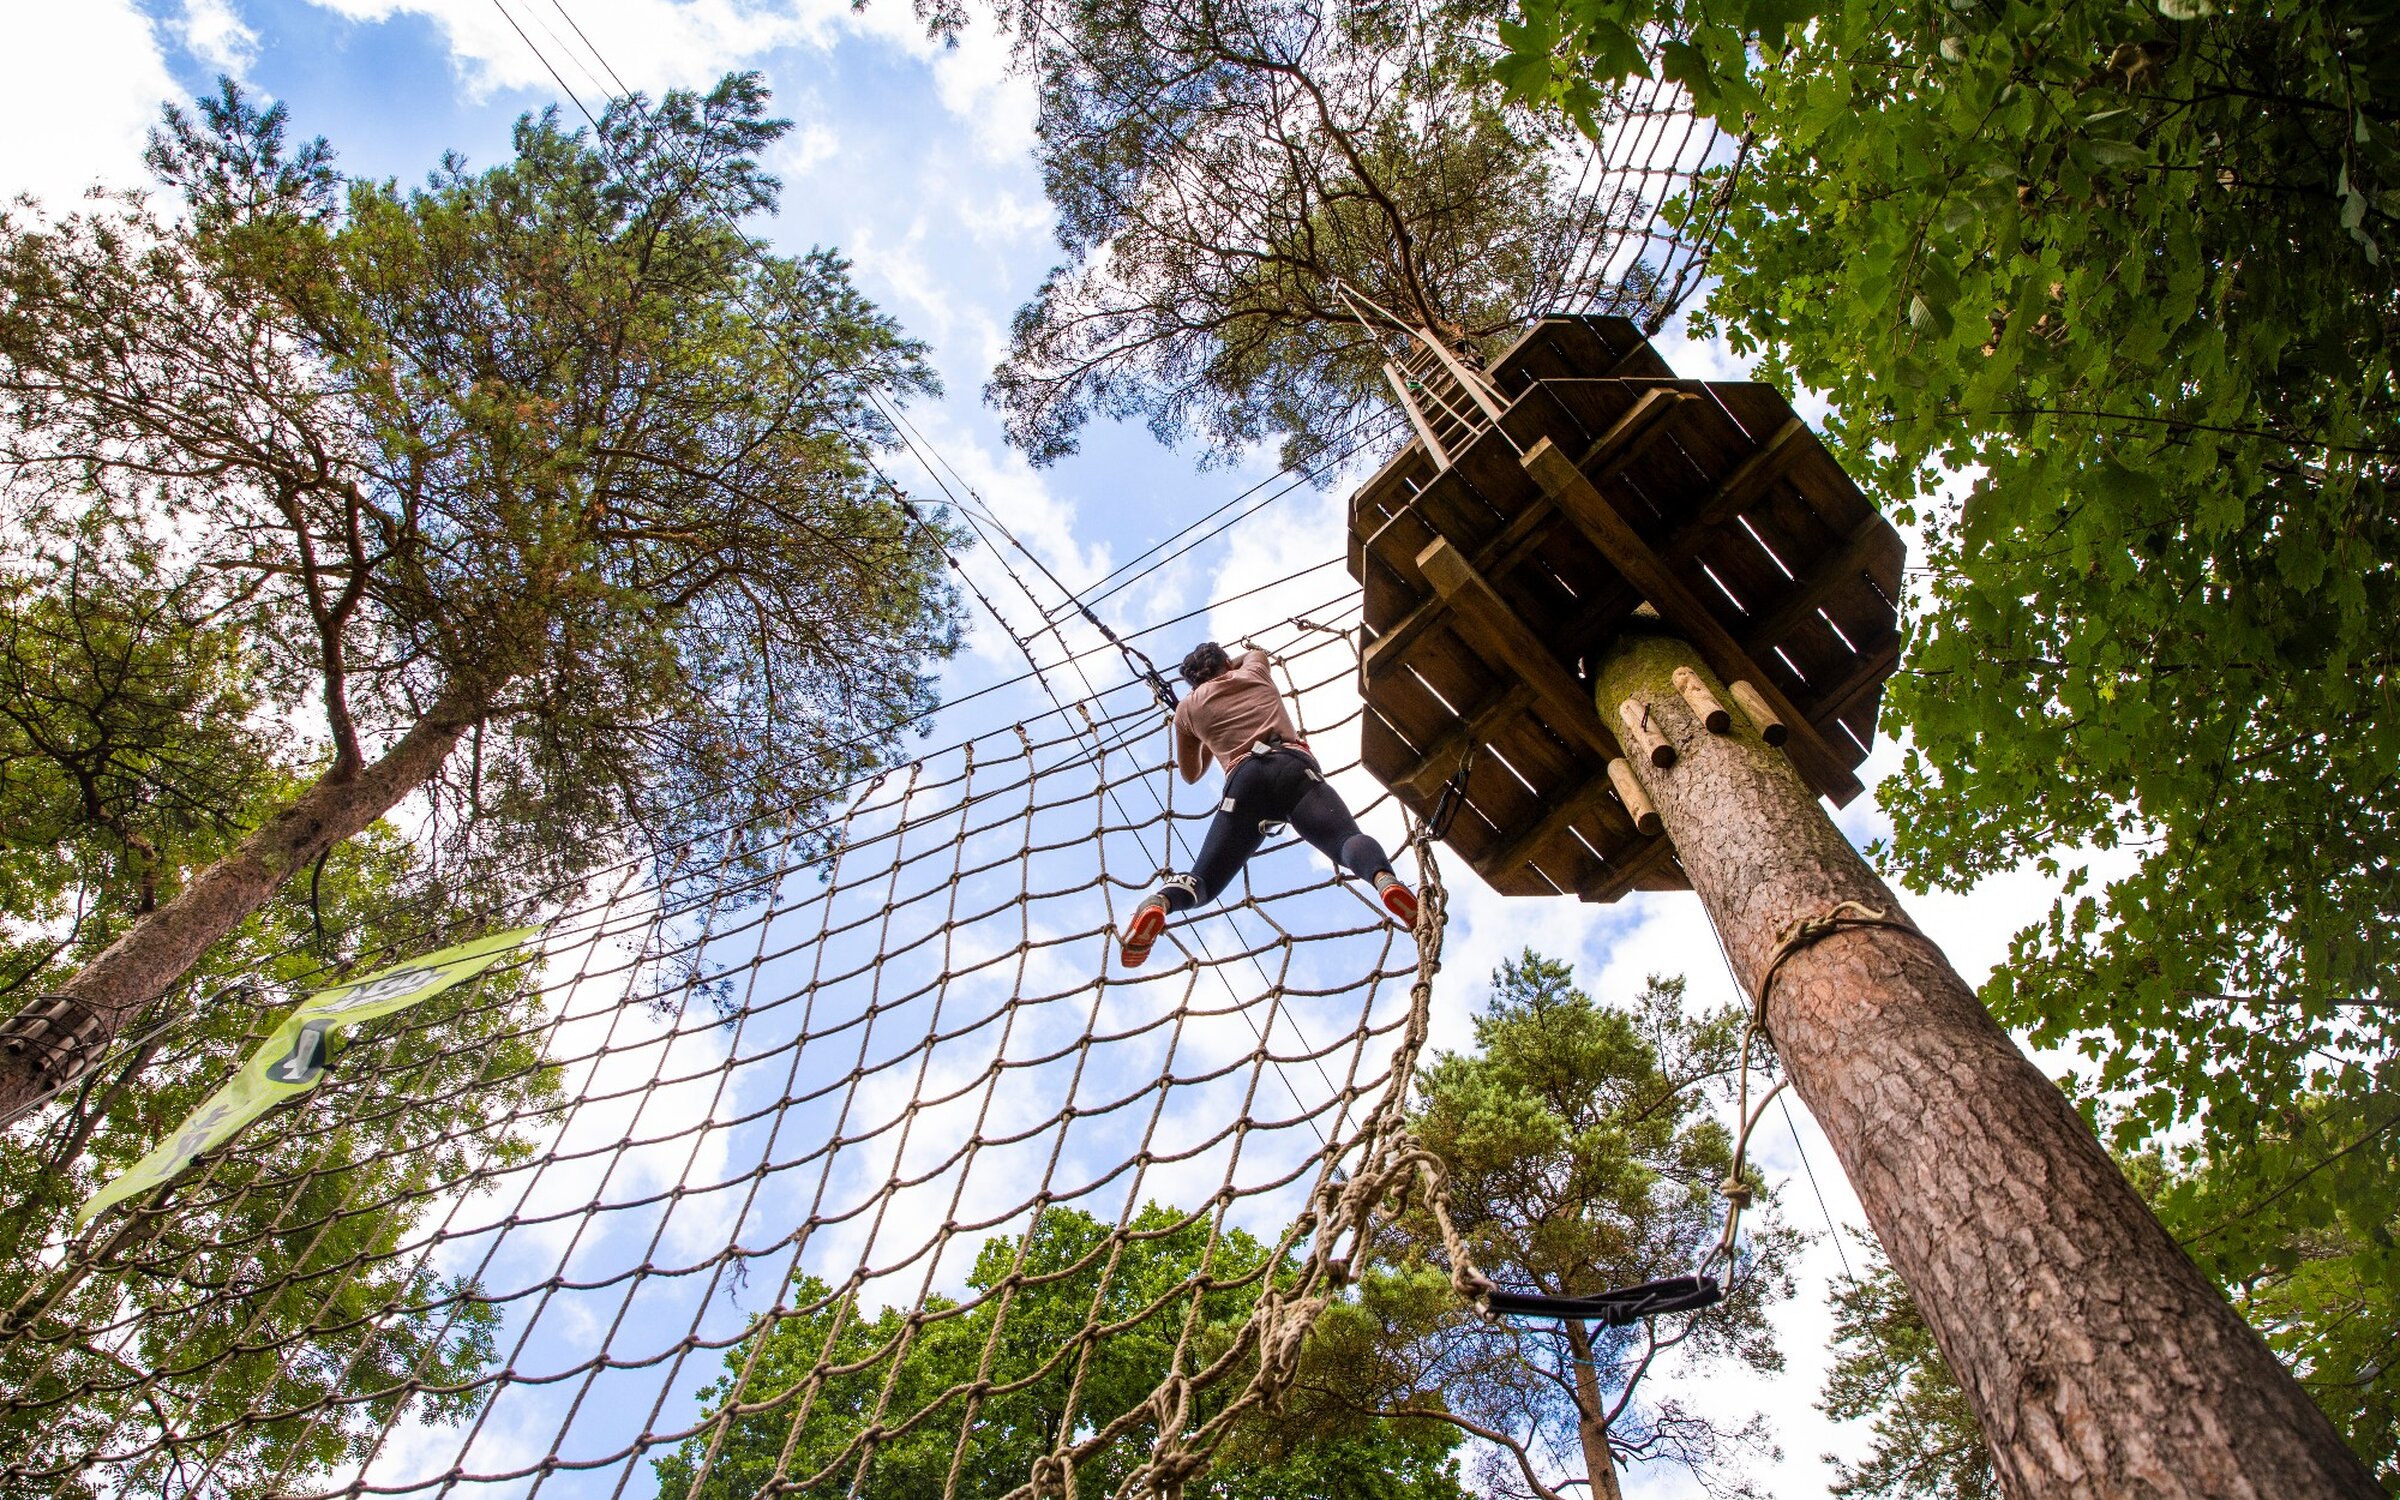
[1,2,2088,1495]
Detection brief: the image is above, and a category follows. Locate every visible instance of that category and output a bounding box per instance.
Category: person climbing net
[1119,640,1418,968]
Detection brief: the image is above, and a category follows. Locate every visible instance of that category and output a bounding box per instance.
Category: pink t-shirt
[1174,649,1302,782]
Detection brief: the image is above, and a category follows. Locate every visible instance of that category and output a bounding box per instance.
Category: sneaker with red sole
[1119,896,1170,968]
[1379,879,1419,928]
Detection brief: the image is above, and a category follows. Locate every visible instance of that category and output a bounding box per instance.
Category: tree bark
[1592,630,2377,1500]
[1561,1318,1626,1500]
[0,686,484,1121]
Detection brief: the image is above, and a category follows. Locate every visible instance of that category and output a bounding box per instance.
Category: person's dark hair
[1180,641,1232,687]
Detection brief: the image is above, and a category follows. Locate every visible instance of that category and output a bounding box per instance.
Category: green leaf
[1580,17,1651,81]
[2085,137,2150,167]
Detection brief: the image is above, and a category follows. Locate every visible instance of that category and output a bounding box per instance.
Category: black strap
[1070,599,1178,711]
[1480,1275,1723,1328]
[1426,744,1477,841]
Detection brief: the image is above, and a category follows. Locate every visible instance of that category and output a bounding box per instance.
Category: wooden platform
[1348,315,1905,902]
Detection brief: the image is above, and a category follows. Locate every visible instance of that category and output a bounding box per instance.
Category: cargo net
[0,613,1469,1500]
[1565,63,1748,335]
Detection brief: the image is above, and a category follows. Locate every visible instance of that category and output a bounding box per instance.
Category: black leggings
[1165,749,1394,911]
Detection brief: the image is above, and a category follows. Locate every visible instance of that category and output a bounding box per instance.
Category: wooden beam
[1578,829,1681,903]
[1390,682,1537,799]
[1474,771,1632,889]
[1659,417,1810,561]
[1365,499,1564,681]
[1413,536,1625,767]
[1738,519,1896,660]
[1607,757,1663,836]
[1576,387,1693,481]
[1673,666,1733,735]
[1519,437,1866,806]
[1386,361,1450,468]
[1809,633,1903,737]
[1728,679,1789,745]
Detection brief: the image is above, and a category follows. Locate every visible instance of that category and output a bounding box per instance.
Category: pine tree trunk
[1561,1319,1626,1500]
[1591,631,2377,1499]
[0,686,484,1121]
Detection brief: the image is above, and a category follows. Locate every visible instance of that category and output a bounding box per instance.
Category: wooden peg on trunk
[1606,758,1663,837]
[1672,666,1732,734]
[1726,679,1788,745]
[1616,698,1676,769]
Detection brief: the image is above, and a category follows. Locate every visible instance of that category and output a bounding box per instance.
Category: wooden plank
[1780,436,1880,540]
[1485,701,1607,808]
[1387,682,1536,799]
[1578,830,1682,903]
[1364,500,1567,681]
[1413,537,1626,767]
[1524,830,1613,900]
[1475,772,1626,888]
[1357,499,1442,593]
[1357,464,1508,597]
[1578,387,1694,484]
[1659,418,1811,560]
[1739,518,1894,661]
[1705,381,1805,449]
[1371,658,1462,751]
[1493,317,1664,396]
[1809,632,1902,738]
[1386,362,1452,467]
[1360,554,1415,636]
[1360,705,1424,787]
[1520,437,1866,806]
[1403,622,1498,719]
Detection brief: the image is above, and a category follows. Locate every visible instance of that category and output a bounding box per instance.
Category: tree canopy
[990,0,1708,468]
[652,1203,1469,1499]
[1,531,285,992]
[1479,0,2396,1470]
[0,813,558,1498]
[1315,956,1798,1499]
[0,74,964,1102]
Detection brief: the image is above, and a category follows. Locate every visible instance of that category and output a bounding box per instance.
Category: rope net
[0,612,1473,1500]
[1552,62,1745,337]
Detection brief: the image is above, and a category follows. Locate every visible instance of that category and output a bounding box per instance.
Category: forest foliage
[0,73,962,1051]
[653,1204,1470,1500]
[0,70,968,1496]
[0,816,559,1497]
[989,0,1697,469]
[1492,0,2397,1480]
[1367,958,1796,1499]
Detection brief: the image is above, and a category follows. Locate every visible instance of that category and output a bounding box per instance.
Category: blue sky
[1,4,2094,1495]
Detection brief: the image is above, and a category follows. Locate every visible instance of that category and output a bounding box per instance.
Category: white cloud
[956,186,1051,247]
[774,119,841,178]
[291,0,1038,137]
[177,0,261,77]
[298,0,828,98]
[0,0,178,208]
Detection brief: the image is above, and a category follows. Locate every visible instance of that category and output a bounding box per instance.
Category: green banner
[78,928,538,1225]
